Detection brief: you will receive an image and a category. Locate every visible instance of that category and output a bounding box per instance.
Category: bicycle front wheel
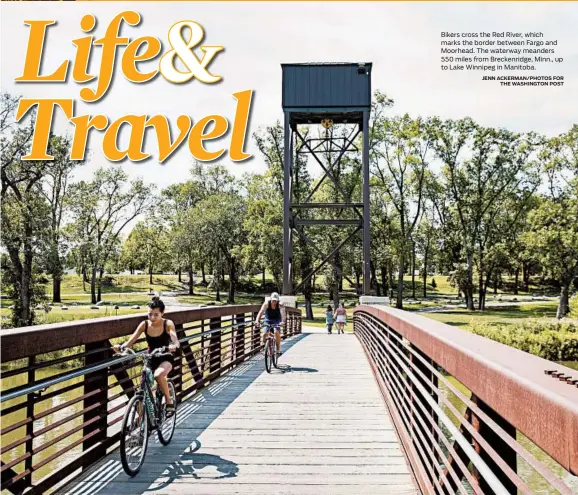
[120,394,149,476]
[272,341,278,368]
[158,381,177,445]
[265,339,272,373]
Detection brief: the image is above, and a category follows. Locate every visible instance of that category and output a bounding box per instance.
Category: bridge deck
[60,330,419,495]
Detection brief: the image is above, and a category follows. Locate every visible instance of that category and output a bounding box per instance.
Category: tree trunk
[149,265,153,285]
[178,269,182,283]
[304,279,314,320]
[423,246,429,299]
[201,264,207,285]
[465,251,475,310]
[332,281,339,310]
[262,267,266,289]
[478,269,484,310]
[355,269,361,295]
[381,265,388,295]
[53,275,62,303]
[97,268,104,302]
[188,266,194,295]
[411,242,416,299]
[514,267,519,295]
[91,267,97,304]
[493,273,498,295]
[522,262,529,292]
[557,283,570,319]
[22,243,33,325]
[396,258,404,309]
[10,218,34,327]
[228,257,236,303]
[371,262,380,296]
[388,261,395,302]
[481,269,492,311]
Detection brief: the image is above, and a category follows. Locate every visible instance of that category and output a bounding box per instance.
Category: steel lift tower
[281,62,372,297]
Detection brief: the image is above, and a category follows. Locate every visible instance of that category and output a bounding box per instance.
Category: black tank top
[265,302,282,320]
[145,319,170,351]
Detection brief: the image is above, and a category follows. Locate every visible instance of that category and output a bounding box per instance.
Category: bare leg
[275,330,281,352]
[154,362,173,405]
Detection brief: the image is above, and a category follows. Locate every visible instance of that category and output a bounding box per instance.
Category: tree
[415,205,439,298]
[372,114,431,308]
[121,220,171,284]
[67,167,155,303]
[243,170,283,290]
[41,135,82,302]
[523,198,578,318]
[195,192,247,303]
[1,92,50,326]
[429,118,538,310]
[161,180,205,291]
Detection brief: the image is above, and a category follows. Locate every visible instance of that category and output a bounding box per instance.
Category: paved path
[59,332,419,495]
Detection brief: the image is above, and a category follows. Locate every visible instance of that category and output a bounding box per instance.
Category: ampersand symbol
[159,21,224,84]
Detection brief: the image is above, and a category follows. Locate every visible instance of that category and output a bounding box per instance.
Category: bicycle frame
[139,365,160,428]
[121,347,171,429]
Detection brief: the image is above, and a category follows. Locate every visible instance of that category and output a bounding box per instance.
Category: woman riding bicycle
[113,297,180,417]
[256,292,286,356]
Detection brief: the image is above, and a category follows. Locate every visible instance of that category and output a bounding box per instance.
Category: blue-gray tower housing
[281,62,372,295]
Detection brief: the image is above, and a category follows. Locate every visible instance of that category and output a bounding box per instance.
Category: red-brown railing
[354,305,578,495]
[0,305,302,495]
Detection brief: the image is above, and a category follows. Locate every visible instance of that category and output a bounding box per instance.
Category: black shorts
[148,353,175,372]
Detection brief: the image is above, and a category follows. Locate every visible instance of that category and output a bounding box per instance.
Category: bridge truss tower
[281,62,372,296]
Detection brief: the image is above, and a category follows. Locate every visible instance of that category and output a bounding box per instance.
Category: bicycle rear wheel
[157,381,177,445]
[120,394,149,476]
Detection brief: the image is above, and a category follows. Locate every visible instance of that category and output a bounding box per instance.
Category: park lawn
[58,274,185,295]
[422,302,559,330]
[1,305,146,326]
[177,292,264,306]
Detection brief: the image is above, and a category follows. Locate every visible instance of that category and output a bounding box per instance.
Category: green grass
[59,274,185,294]
[422,302,559,329]
[177,292,264,306]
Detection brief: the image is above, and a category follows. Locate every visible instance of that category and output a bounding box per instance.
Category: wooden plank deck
[59,330,419,495]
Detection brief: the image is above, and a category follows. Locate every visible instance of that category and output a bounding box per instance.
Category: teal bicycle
[114,346,177,476]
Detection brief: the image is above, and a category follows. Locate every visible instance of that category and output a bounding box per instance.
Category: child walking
[325,305,334,334]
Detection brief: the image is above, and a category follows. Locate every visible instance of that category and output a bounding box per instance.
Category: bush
[470,319,578,361]
[101,275,115,288]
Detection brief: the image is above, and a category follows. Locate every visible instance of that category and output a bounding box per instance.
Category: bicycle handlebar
[114,345,174,359]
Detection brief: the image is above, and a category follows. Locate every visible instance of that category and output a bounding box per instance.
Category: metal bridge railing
[0,305,302,495]
[353,305,578,495]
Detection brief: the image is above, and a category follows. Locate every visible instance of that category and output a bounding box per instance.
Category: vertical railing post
[409,345,438,486]
[236,313,245,358]
[82,341,109,467]
[252,311,260,350]
[209,316,222,374]
[470,395,517,494]
[171,323,184,403]
[24,356,35,490]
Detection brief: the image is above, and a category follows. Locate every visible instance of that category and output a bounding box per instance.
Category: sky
[1,1,577,191]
